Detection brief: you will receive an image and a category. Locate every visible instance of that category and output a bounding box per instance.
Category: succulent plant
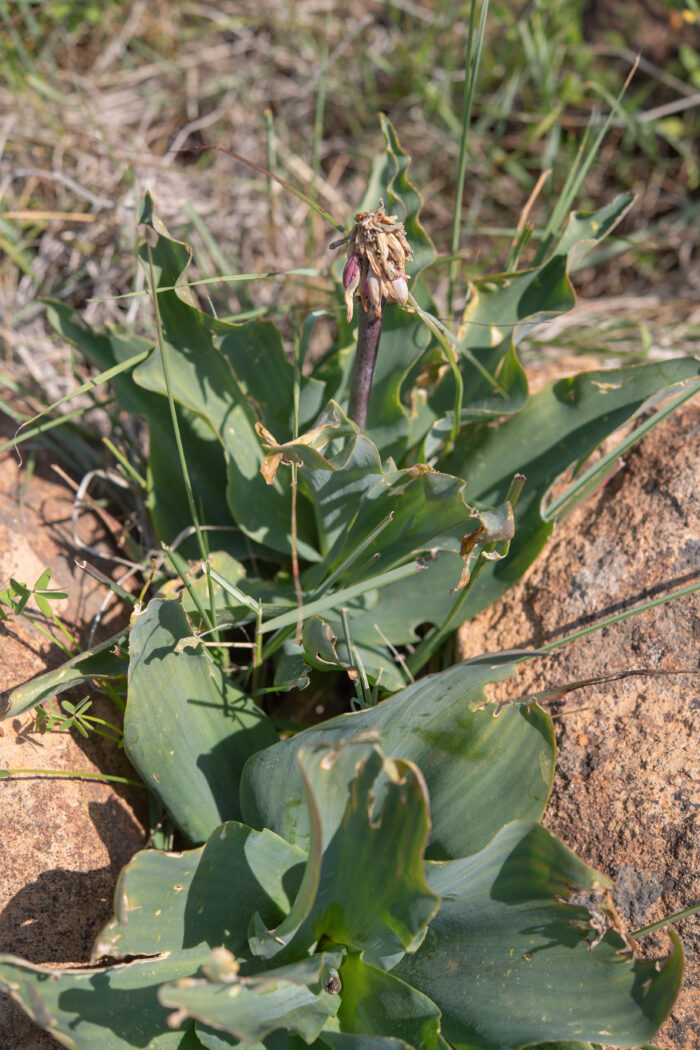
[0,604,683,1049]
[1,119,696,1050]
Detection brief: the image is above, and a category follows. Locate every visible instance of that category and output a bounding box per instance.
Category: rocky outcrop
[459,400,700,1050]
[0,451,146,1049]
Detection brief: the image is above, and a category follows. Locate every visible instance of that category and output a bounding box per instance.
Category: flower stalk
[347,303,383,431]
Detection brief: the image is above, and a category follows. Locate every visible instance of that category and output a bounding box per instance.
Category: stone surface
[459,400,700,1050]
[0,449,146,1049]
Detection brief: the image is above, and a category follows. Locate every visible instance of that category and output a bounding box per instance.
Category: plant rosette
[0,629,683,1049]
[0,118,697,1050]
[5,119,699,719]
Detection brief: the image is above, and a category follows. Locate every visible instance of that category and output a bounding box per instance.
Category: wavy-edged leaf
[360,114,436,279]
[0,954,205,1050]
[46,299,233,551]
[92,845,204,960]
[134,194,320,561]
[300,613,408,694]
[0,820,307,1048]
[258,401,383,556]
[364,300,436,460]
[524,1043,602,1050]
[93,823,304,961]
[241,658,554,861]
[553,195,635,266]
[337,953,445,1050]
[251,740,438,970]
[443,356,700,624]
[305,464,486,591]
[125,598,276,842]
[395,821,683,1050]
[1,629,128,719]
[159,951,344,1045]
[194,1027,243,1050]
[321,1034,417,1050]
[315,554,460,652]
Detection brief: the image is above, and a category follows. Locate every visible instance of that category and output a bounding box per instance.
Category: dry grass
[0,0,698,412]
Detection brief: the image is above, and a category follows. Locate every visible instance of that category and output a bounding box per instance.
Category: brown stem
[347,304,383,432]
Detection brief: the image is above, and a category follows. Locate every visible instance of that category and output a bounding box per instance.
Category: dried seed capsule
[391,275,409,306]
[342,252,361,322]
[334,205,412,321]
[363,269,383,313]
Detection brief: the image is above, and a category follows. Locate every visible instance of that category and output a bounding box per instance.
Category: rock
[0,450,146,1049]
[458,400,700,1049]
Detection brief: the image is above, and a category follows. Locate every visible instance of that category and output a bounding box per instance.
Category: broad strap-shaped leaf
[304,462,493,589]
[0,822,306,1048]
[1,628,128,719]
[93,845,204,959]
[194,1027,243,1050]
[134,194,321,561]
[394,821,683,1050]
[523,1043,602,1050]
[241,658,553,861]
[264,398,497,586]
[257,401,383,556]
[552,195,635,265]
[464,197,633,377]
[159,951,344,1045]
[46,299,234,552]
[300,486,512,682]
[420,336,529,452]
[442,356,700,624]
[93,823,304,961]
[300,614,407,694]
[306,550,461,657]
[365,303,436,460]
[336,953,445,1050]
[250,740,438,970]
[145,401,237,553]
[125,598,277,842]
[417,197,635,453]
[0,954,206,1050]
[321,1034,417,1050]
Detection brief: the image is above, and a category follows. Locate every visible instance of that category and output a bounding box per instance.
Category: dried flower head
[340,204,412,322]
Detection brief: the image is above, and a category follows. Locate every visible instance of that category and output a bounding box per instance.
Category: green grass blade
[0,350,150,455]
[542,579,700,652]
[449,0,490,316]
[534,62,638,265]
[544,379,700,521]
[260,560,427,634]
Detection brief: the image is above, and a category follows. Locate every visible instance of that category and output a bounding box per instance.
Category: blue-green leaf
[93,823,304,961]
[159,951,344,1045]
[0,955,204,1050]
[395,821,683,1050]
[251,740,438,970]
[337,953,444,1050]
[125,599,277,841]
[241,658,554,860]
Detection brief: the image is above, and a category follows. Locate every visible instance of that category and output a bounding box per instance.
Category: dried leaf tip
[340,205,412,322]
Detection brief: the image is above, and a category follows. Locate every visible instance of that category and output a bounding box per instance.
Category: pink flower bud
[342,252,361,292]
